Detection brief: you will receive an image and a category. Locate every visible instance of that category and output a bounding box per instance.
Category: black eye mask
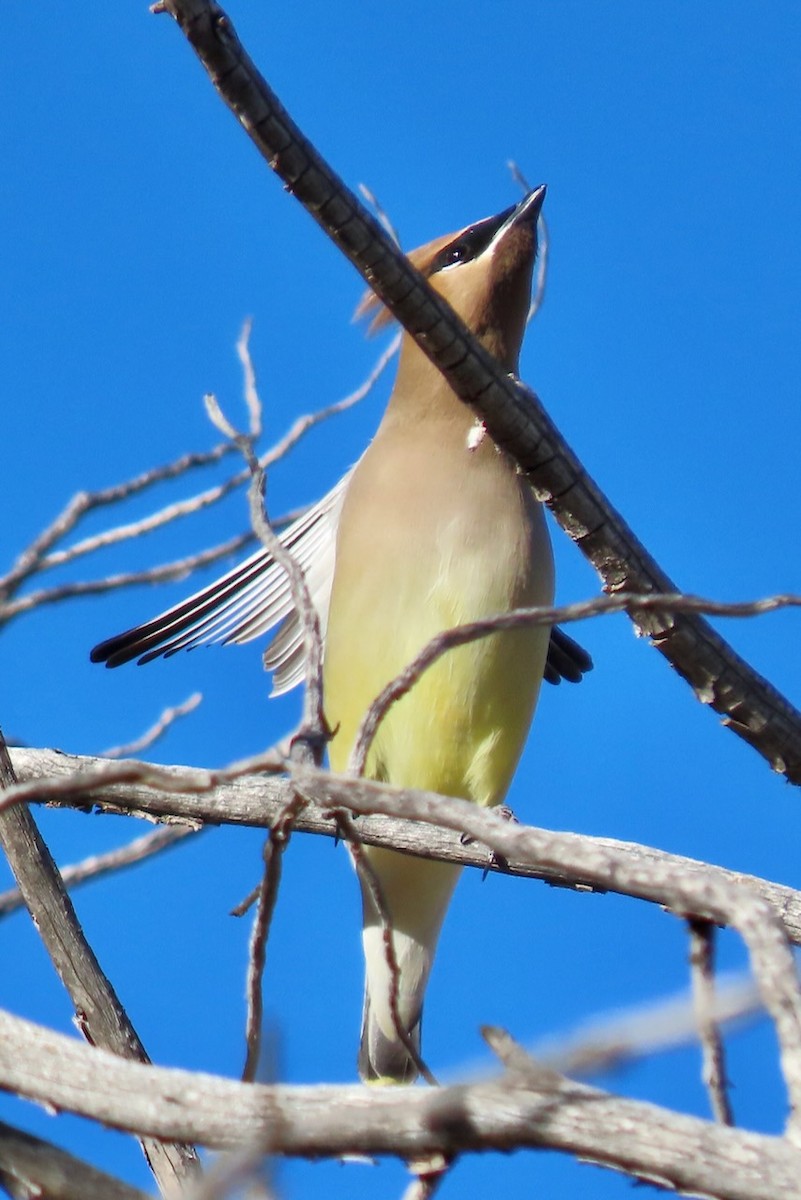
[428,203,516,275]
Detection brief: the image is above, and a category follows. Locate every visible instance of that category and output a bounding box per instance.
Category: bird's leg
[460,805,519,879]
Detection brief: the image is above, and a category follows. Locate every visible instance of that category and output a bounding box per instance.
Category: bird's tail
[358,988,422,1084]
[355,848,461,1084]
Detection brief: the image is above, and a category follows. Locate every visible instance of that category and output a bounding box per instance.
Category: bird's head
[359,186,546,372]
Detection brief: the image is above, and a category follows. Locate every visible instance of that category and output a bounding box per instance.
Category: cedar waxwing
[91,186,592,1082]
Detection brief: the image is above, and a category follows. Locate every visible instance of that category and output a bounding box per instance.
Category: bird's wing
[90,472,351,687]
[91,468,592,689]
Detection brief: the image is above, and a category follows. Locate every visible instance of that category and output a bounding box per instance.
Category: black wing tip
[89,638,122,667]
[90,632,204,668]
[90,631,158,669]
[543,626,594,686]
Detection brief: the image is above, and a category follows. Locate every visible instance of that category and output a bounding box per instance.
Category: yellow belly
[324,440,553,809]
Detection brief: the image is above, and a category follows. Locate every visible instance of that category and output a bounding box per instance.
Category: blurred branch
[102,691,203,758]
[2,1004,800,1200]
[0,823,200,920]
[185,1147,277,1200]
[530,970,760,1081]
[689,919,734,1125]
[0,1118,150,1200]
[156,0,801,785]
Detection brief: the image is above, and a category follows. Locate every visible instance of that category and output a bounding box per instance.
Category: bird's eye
[428,206,515,277]
[443,241,469,266]
[429,237,472,275]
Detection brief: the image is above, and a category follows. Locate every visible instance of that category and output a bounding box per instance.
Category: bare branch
[0,330,395,636]
[7,740,801,1128]
[0,443,235,602]
[3,1002,801,1200]
[10,745,801,952]
[0,534,254,624]
[293,766,801,1131]
[0,731,201,1193]
[251,330,399,471]
[29,330,394,577]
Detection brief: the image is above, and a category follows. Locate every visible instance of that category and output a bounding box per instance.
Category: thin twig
[237,317,262,440]
[358,182,401,247]
[689,919,735,1125]
[349,588,801,775]
[102,693,203,759]
[205,323,328,765]
[33,336,391,575]
[0,824,200,919]
[0,533,253,624]
[0,443,235,601]
[0,334,396,631]
[242,797,303,1083]
[204,327,328,1076]
[250,331,399,472]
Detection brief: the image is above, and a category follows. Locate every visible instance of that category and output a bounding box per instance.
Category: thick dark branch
[156,0,801,784]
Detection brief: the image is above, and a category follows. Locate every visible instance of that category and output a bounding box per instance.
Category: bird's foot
[460,805,518,879]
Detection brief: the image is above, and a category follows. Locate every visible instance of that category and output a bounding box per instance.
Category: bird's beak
[489,185,547,251]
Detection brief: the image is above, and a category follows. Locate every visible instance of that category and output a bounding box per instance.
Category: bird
[91,186,592,1082]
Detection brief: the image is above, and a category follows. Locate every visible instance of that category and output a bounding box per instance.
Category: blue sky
[2,3,801,1196]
